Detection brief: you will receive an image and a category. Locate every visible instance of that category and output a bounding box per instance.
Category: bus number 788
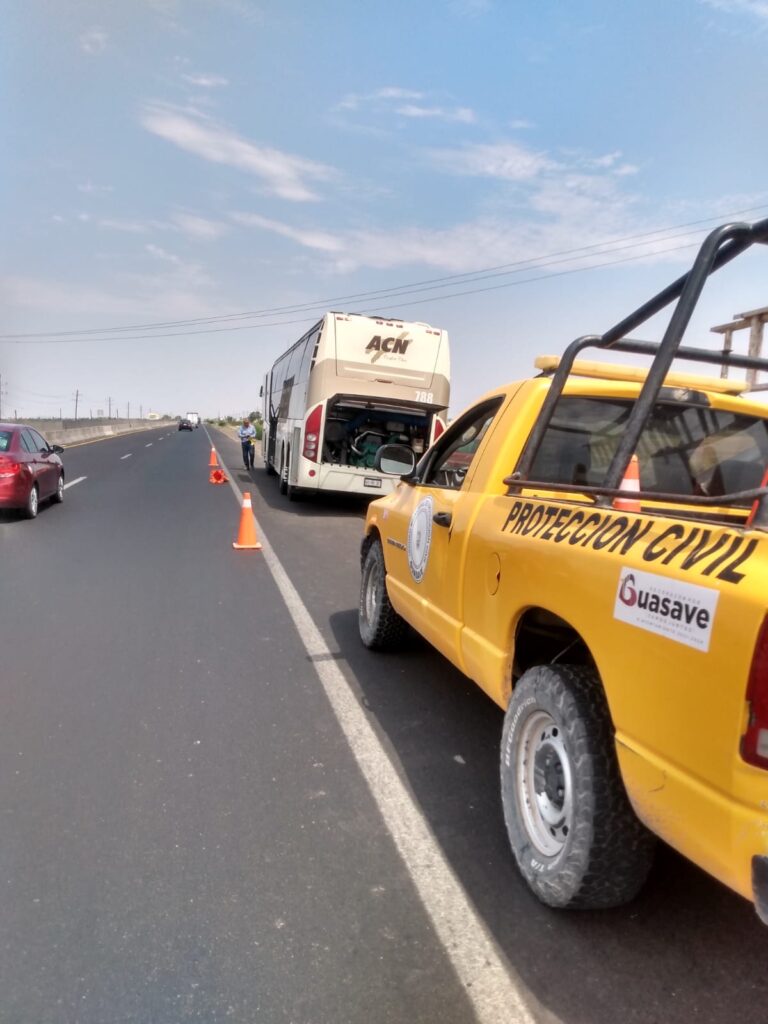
[415,390,434,404]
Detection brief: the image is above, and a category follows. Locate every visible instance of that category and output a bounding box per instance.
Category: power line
[5,238,705,345]
[3,202,767,346]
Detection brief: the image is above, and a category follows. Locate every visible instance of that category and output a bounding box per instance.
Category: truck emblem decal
[614,568,719,652]
[501,500,757,584]
[407,496,434,583]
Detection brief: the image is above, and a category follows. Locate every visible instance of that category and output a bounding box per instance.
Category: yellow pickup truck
[358,218,768,921]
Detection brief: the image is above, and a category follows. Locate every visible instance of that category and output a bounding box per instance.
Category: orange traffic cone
[209,467,228,484]
[232,492,262,550]
[613,454,641,512]
[209,447,218,467]
[746,467,768,528]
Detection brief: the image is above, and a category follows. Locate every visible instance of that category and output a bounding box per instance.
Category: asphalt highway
[0,424,766,1024]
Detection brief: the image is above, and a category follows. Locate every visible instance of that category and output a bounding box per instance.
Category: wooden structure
[711,305,768,389]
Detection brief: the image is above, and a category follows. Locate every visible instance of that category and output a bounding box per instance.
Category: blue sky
[2,0,768,420]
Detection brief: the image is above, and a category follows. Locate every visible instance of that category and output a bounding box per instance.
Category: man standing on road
[238,418,256,470]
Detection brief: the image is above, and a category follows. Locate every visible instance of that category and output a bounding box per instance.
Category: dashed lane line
[120,453,133,460]
[145,443,153,447]
[63,476,86,490]
[209,432,543,1024]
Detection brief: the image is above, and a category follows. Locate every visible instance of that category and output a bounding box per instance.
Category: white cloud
[701,0,768,19]
[79,28,108,54]
[230,212,344,252]
[0,273,216,321]
[172,212,229,239]
[508,119,534,130]
[145,244,178,264]
[140,105,335,202]
[78,180,114,195]
[335,87,424,113]
[98,218,150,234]
[587,151,623,169]
[429,142,555,181]
[182,73,230,88]
[375,87,424,101]
[396,105,476,124]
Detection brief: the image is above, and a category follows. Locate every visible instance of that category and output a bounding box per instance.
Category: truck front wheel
[500,663,655,910]
[359,539,408,651]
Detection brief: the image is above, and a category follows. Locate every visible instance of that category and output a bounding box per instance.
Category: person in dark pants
[238,418,256,470]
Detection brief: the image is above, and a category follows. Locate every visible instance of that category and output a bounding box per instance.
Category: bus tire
[279,447,288,495]
[500,664,655,910]
[359,539,408,650]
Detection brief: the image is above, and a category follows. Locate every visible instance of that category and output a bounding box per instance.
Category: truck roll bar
[508,217,768,528]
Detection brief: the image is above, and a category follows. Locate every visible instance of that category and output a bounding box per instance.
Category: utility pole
[108,397,112,420]
[140,404,143,420]
[74,389,80,421]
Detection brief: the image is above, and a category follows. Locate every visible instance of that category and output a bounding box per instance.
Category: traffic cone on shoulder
[209,446,218,467]
[233,492,262,550]
[613,454,641,512]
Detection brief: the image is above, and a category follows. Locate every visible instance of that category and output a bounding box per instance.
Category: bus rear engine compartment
[321,401,434,469]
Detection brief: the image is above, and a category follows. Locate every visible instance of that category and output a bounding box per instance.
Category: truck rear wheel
[500,663,655,910]
[359,539,408,650]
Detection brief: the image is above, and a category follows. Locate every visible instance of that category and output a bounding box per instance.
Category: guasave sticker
[614,567,719,652]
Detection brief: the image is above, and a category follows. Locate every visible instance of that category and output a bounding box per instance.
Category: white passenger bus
[261,312,450,498]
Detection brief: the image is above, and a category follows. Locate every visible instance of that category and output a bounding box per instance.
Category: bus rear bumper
[312,466,398,496]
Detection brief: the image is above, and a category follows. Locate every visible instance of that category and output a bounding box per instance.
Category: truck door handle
[433,511,452,528]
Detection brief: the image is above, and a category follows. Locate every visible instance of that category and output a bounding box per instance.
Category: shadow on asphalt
[327,605,768,1024]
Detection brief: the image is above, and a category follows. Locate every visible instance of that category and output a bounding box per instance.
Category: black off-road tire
[359,539,409,651]
[500,663,656,910]
[279,447,288,495]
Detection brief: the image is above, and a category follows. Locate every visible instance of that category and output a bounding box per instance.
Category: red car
[0,423,65,518]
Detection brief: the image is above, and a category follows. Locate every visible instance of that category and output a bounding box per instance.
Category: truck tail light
[303,404,322,463]
[433,418,445,442]
[741,615,768,769]
[0,455,20,476]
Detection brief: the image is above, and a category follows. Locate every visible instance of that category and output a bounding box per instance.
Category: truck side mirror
[375,444,416,476]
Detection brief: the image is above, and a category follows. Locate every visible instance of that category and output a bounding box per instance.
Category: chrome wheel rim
[363,557,381,625]
[29,487,38,516]
[57,476,64,500]
[516,710,573,857]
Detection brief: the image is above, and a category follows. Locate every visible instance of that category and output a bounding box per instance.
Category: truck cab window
[424,398,503,489]
[527,396,768,503]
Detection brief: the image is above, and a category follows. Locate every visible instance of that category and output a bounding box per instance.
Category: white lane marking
[212,438,539,1024]
[158,437,165,441]
[63,476,86,490]
[120,453,132,460]
[145,443,153,448]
